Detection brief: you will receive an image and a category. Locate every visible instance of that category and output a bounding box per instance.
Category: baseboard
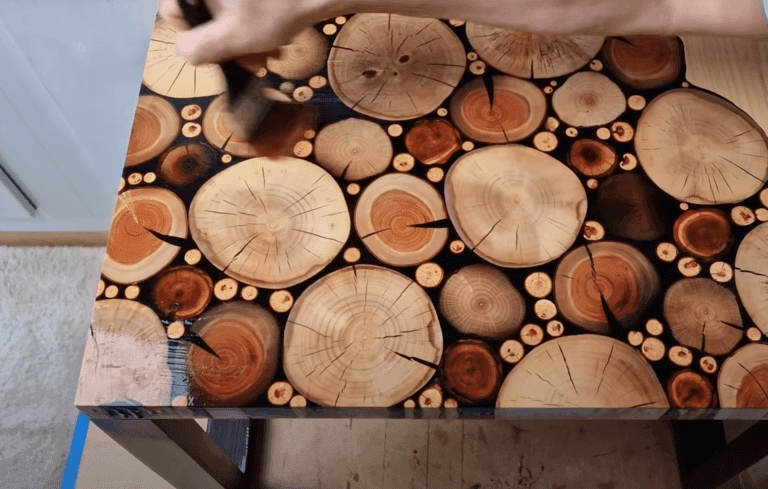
[0,231,108,246]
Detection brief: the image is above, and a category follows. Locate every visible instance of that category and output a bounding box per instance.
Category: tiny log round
[182,122,202,138]
[214,278,238,301]
[290,395,307,408]
[267,381,294,406]
[393,153,415,171]
[717,343,768,408]
[292,140,313,158]
[426,167,444,183]
[449,240,465,254]
[520,323,544,346]
[596,127,611,140]
[709,262,734,283]
[403,399,416,409]
[657,242,679,262]
[118,178,125,192]
[500,339,525,364]
[415,262,444,288]
[269,290,294,313]
[668,346,693,367]
[628,330,644,346]
[583,220,605,241]
[143,172,157,184]
[756,208,768,222]
[404,119,462,165]
[158,143,214,187]
[418,385,443,408]
[667,370,715,408]
[267,27,328,80]
[545,117,560,132]
[611,122,634,143]
[628,95,646,111]
[172,395,189,407]
[469,60,487,75]
[152,266,214,320]
[567,139,618,178]
[167,321,185,339]
[314,118,392,180]
[565,127,579,138]
[388,124,403,137]
[293,86,314,103]
[673,209,731,260]
[533,132,558,152]
[221,154,232,164]
[602,36,682,90]
[127,173,142,186]
[641,337,666,362]
[441,339,503,404]
[552,72,626,128]
[700,356,717,374]
[104,285,118,298]
[678,257,702,277]
[534,299,557,320]
[547,320,565,337]
[343,247,361,263]
[646,319,664,336]
[461,141,474,151]
[731,206,756,227]
[184,249,202,265]
[444,398,459,409]
[308,75,327,89]
[96,279,105,297]
[241,286,258,301]
[620,153,638,170]
[125,95,181,167]
[761,189,768,208]
[524,272,553,298]
[747,327,763,342]
[124,285,140,300]
[181,104,202,121]
[347,183,360,195]
[437,108,448,117]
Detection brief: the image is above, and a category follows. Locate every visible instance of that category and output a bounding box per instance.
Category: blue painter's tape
[60,413,89,489]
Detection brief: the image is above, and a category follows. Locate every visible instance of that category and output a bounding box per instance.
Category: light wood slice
[718,343,768,408]
[186,302,279,406]
[404,119,462,165]
[441,339,503,404]
[267,27,328,80]
[283,265,443,407]
[103,188,188,285]
[354,173,448,267]
[552,72,626,128]
[439,264,526,339]
[314,118,392,180]
[158,143,214,187]
[735,222,768,334]
[673,209,732,260]
[125,95,180,167]
[635,89,768,205]
[189,157,350,289]
[496,335,669,409]
[449,76,546,143]
[151,265,213,320]
[327,14,466,120]
[465,25,604,79]
[567,138,618,177]
[554,241,660,334]
[597,173,674,241]
[664,278,743,356]
[267,381,294,406]
[667,370,715,408]
[445,144,587,268]
[419,384,443,408]
[602,36,682,90]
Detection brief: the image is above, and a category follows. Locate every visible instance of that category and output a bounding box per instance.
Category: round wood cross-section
[267,27,328,80]
[602,36,682,90]
[667,370,715,408]
[404,119,462,165]
[735,222,768,334]
[673,209,731,260]
[441,339,503,404]
[314,118,393,180]
[355,173,448,267]
[158,143,214,187]
[496,335,669,409]
[445,145,587,268]
[283,265,443,407]
[597,173,674,241]
[718,343,768,408]
[567,139,618,178]
[189,157,350,289]
[552,72,626,128]
[439,264,526,339]
[328,14,466,120]
[151,265,213,320]
[636,89,768,205]
[103,188,188,285]
[125,95,180,167]
[555,242,660,334]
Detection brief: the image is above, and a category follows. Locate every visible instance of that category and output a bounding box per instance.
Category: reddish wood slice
[125,95,180,167]
[158,143,214,187]
[151,265,213,320]
[597,173,674,241]
[666,370,716,409]
[602,36,682,90]
[404,119,462,165]
[673,209,732,260]
[718,343,768,408]
[441,339,503,404]
[567,139,618,178]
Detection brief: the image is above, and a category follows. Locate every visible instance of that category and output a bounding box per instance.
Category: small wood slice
[656,243,678,263]
[628,331,644,346]
[735,222,768,334]
[520,323,544,346]
[241,285,259,301]
[552,72,626,128]
[158,143,214,187]
[747,327,763,342]
[283,265,443,407]
[167,321,185,339]
[568,139,618,178]
[668,346,693,367]
[664,278,743,356]
[314,118,392,181]
[646,319,664,336]
[465,26,604,78]
[718,343,768,408]
[439,264,526,339]
[393,153,415,171]
[761,189,768,208]
[267,27,328,80]
[103,188,188,285]
[555,242,660,333]
[597,173,674,241]
[534,299,557,320]
[583,221,605,241]
[328,14,465,120]
[290,395,307,408]
[500,339,525,364]
[125,286,139,300]
[678,257,702,277]
[533,132,558,152]
[125,95,180,167]
[731,206,756,227]
[355,173,448,267]
[496,335,669,409]
[667,370,715,408]
[700,356,718,374]
[152,265,213,320]
[267,381,294,406]
[214,278,238,301]
[673,209,731,260]
[404,119,462,165]
[547,320,565,337]
[185,249,202,265]
[127,173,143,186]
[620,153,638,171]
[449,76,546,143]
[641,337,665,362]
[445,145,587,268]
[441,339,503,404]
[602,36,682,90]
[636,89,768,205]
[611,122,634,143]
[710,262,734,283]
[524,272,552,298]
[104,285,118,298]
[415,262,444,288]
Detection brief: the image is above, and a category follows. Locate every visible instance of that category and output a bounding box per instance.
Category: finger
[157,0,186,22]
[175,16,244,65]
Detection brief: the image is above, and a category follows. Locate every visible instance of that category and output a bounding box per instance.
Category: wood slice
[103,188,187,284]
[151,265,213,320]
[552,72,626,128]
[283,265,443,407]
[602,36,682,90]
[496,335,669,409]
[664,278,743,356]
[439,264,526,340]
[735,222,768,334]
[418,385,443,408]
[314,118,392,181]
[354,173,448,267]
[188,157,350,289]
[667,370,715,408]
[266,27,328,80]
[567,139,618,178]
[267,381,294,406]
[158,143,214,187]
[500,339,525,364]
[555,241,660,334]
[445,145,587,268]
[449,76,546,144]
[636,89,768,205]
[520,323,544,346]
[404,119,461,165]
[187,302,279,406]
[597,173,674,241]
[464,25,604,79]
[673,209,732,260]
[668,345,693,367]
[441,339,503,404]
[125,95,180,167]
[718,343,768,408]
[327,14,465,120]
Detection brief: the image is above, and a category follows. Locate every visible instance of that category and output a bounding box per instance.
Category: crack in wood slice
[125,95,180,167]
[103,188,187,285]
[449,76,546,144]
[667,370,715,408]
[552,72,626,128]
[673,208,732,260]
[445,144,587,268]
[598,173,674,241]
[439,264,526,339]
[717,343,768,408]
[404,119,462,165]
[496,335,669,409]
[328,14,466,120]
[636,89,768,205]
[266,27,329,80]
[186,302,279,406]
[158,143,214,187]
[441,339,503,404]
[465,25,604,79]
[664,278,743,356]
[151,265,213,320]
[314,118,393,180]
[735,222,768,334]
[188,157,350,289]
[354,173,447,267]
[283,265,442,407]
[602,36,682,90]
[555,241,660,334]
[567,139,618,177]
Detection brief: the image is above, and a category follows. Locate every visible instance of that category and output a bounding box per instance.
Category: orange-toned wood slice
[404,119,462,165]
[552,72,626,128]
[597,173,674,241]
[718,343,768,408]
[673,209,732,260]
[314,118,392,180]
[602,36,682,90]
[441,339,503,404]
[125,95,180,167]
[266,27,328,80]
[158,143,214,187]
[151,265,213,320]
[567,139,618,177]
[667,370,716,408]
[735,222,768,334]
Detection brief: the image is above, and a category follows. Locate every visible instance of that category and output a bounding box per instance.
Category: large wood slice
[673,209,732,260]
[404,119,462,165]
[449,75,546,143]
[555,241,660,334]
[354,173,448,267]
[441,339,503,404]
[602,36,682,90]
[439,264,525,339]
[735,222,768,334]
[103,188,188,285]
[496,335,669,409]
[158,143,214,187]
[313,118,392,180]
[636,89,768,205]
[597,173,673,241]
[664,278,743,356]
[444,144,587,268]
[266,27,328,80]
[125,95,180,167]
[552,72,626,128]
[465,25,604,79]
[186,302,279,406]
[188,157,350,289]
[151,265,213,320]
[283,265,443,407]
[327,14,465,120]
[718,343,768,408]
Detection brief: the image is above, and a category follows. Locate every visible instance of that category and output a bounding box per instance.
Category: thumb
[175,15,244,65]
